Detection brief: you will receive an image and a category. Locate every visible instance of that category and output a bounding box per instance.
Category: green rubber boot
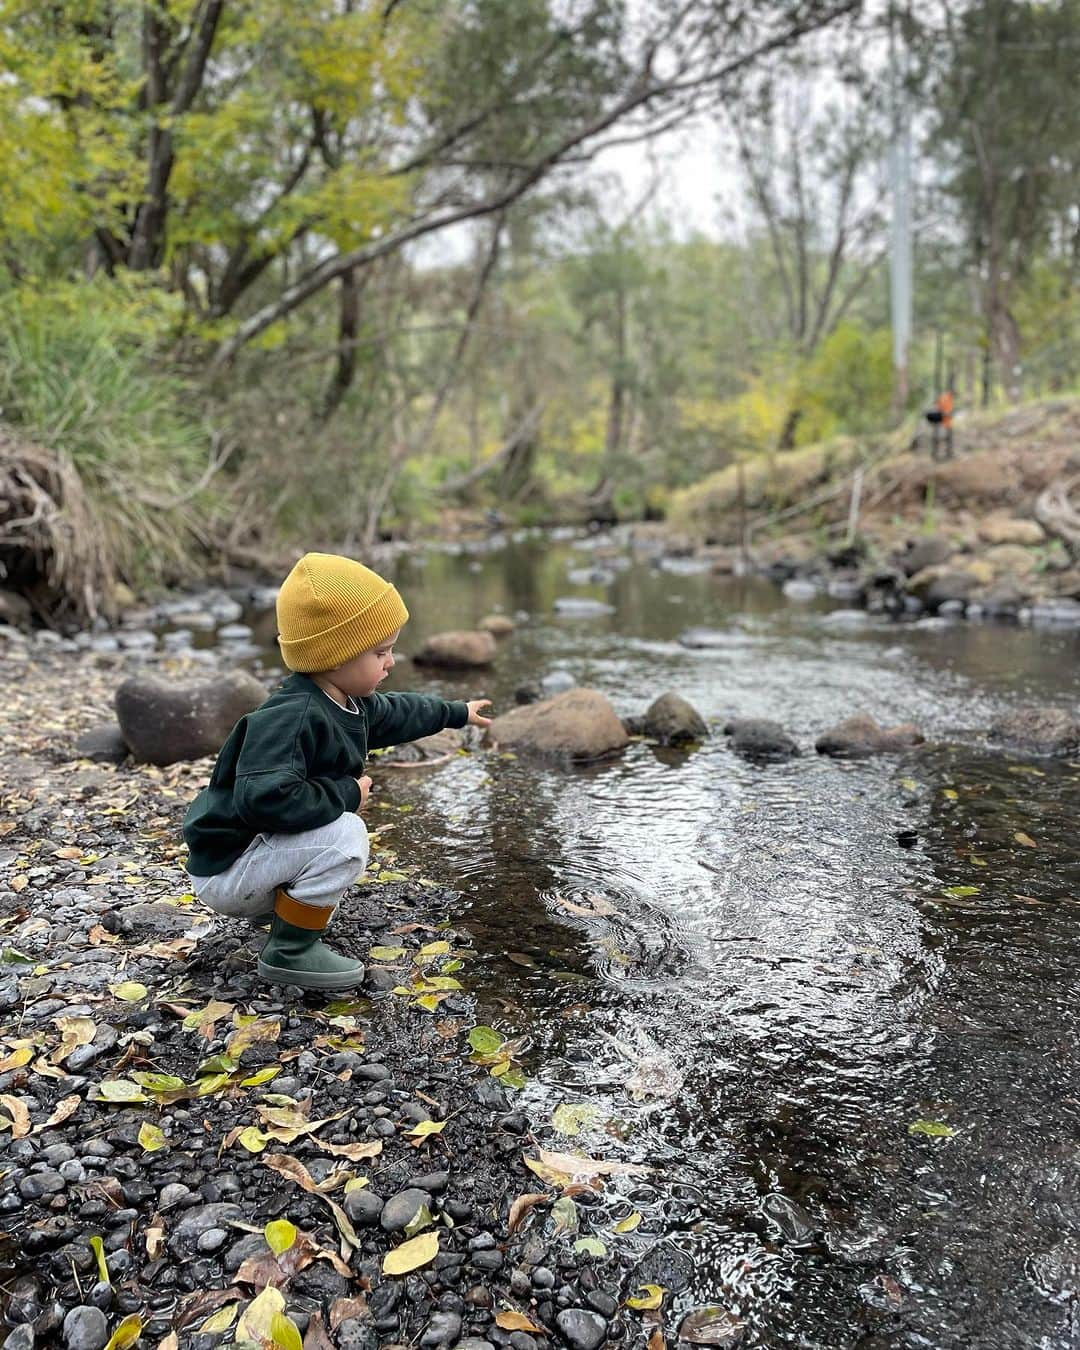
[256,891,363,991]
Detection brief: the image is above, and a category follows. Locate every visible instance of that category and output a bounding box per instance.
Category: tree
[924,0,1080,400]
[0,0,860,382]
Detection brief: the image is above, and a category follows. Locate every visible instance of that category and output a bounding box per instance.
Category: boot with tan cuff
[256,889,363,990]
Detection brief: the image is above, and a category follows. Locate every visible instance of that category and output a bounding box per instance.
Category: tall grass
[0,278,214,592]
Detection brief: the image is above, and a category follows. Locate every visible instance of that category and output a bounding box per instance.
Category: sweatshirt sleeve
[364,691,469,750]
[234,769,361,833]
[232,701,361,832]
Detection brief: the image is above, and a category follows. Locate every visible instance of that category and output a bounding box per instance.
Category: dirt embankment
[667,398,1080,552]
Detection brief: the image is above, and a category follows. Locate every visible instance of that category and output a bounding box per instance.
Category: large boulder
[989,706,1080,757]
[906,564,989,611]
[642,692,708,745]
[983,543,1039,579]
[897,536,952,577]
[116,669,268,766]
[724,718,800,763]
[815,713,923,760]
[413,630,496,668]
[488,689,629,761]
[978,516,1046,547]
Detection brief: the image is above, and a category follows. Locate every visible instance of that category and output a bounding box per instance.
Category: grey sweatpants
[188,814,369,919]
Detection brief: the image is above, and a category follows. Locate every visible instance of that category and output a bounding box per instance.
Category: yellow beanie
[276,552,408,673]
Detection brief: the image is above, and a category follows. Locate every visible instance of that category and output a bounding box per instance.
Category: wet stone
[413,1170,450,1194]
[381,1187,430,1233]
[170,1202,243,1251]
[344,1188,384,1225]
[196,1227,228,1254]
[6,1326,35,1350]
[62,1305,109,1350]
[471,1249,503,1272]
[421,1311,464,1346]
[555,1309,607,1350]
[335,1319,379,1350]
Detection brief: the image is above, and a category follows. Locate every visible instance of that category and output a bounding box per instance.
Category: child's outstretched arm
[364,691,491,750]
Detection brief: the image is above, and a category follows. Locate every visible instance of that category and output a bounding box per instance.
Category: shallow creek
[226,531,1080,1349]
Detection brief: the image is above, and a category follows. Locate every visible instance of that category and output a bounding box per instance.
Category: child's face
[330,629,400,698]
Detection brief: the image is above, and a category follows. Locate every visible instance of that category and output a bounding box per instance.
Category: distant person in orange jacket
[925,388,954,461]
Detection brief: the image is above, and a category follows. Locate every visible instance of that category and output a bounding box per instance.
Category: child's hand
[355,774,372,811]
[466,699,493,727]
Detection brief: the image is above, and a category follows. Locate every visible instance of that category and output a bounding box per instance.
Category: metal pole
[889,15,913,417]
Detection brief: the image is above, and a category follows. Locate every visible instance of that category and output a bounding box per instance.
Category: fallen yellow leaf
[382,1230,439,1276]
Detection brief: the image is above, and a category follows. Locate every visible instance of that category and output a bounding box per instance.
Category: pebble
[62,1305,109,1350]
[472,1249,503,1272]
[555,1309,607,1350]
[344,1188,384,1225]
[158,1183,191,1209]
[380,1187,430,1233]
[196,1227,228,1254]
[421,1311,464,1346]
[413,1170,450,1194]
[6,1328,35,1350]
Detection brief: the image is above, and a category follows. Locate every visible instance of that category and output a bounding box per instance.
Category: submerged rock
[724,718,799,763]
[677,1307,744,1346]
[413,630,497,668]
[642,692,708,745]
[678,627,728,649]
[906,565,984,612]
[379,727,464,765]
[488,689,628,761]
[115,669,267,766]
[989,705,1080,757]
[552,597,615,618]
[815,714,923,759]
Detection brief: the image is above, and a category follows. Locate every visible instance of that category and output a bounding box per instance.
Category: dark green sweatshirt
[183,674,468,877]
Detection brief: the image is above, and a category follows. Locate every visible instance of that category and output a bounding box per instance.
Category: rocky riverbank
[0,646,670,1350]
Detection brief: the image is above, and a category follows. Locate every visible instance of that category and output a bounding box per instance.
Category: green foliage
[0,278,212,586]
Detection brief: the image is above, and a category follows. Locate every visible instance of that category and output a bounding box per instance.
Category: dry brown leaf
[507,1192,551,1235]
[495,1310,545,1334]
[303,1313,338,1350]
[145,1214,166,1260]
[0,1093,31,1138]
[329,1296,370,1331]
[156,1334,179,1350]
[173,1287,248,1332]
[227,1016,282,1056]
[87,924,120,946]
[552,889,617,917]
[31,1055,67,1081]
[535,1147,650,1179]
[32,1094,80,1133]
[263,1153,360,1249]
[315,1138,383,1163]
